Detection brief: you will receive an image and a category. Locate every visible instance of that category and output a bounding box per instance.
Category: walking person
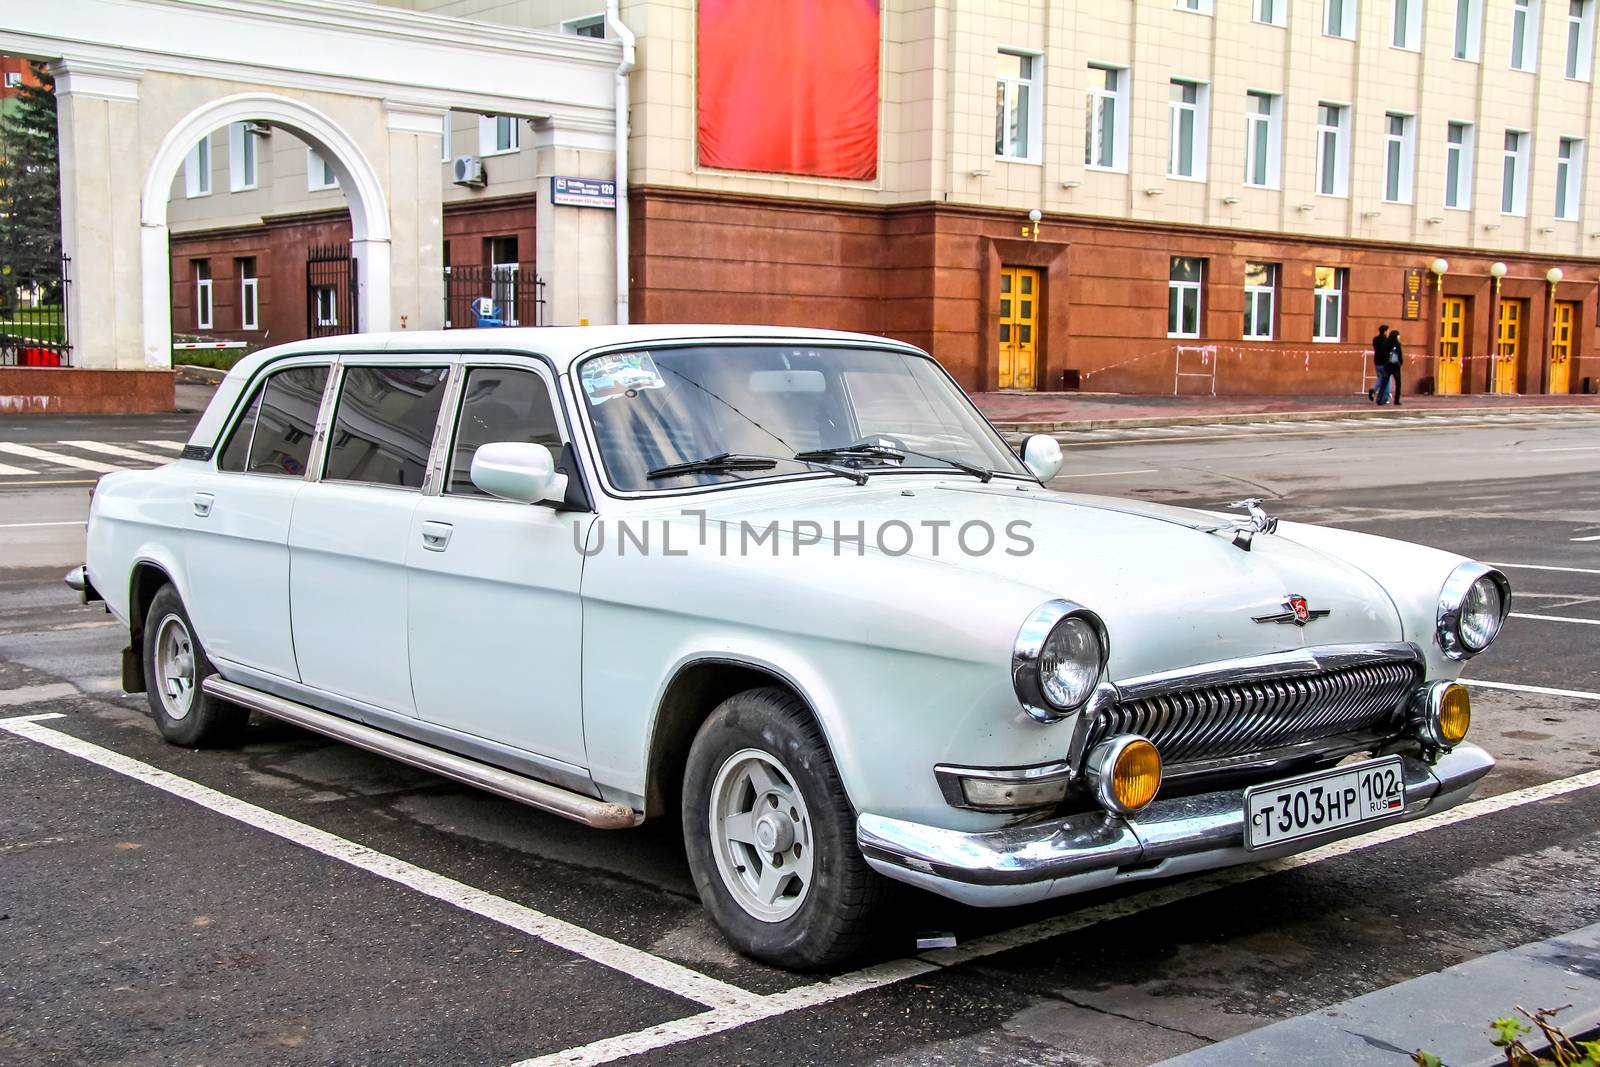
[1369,324,1390,401]
[1383,330,1404,406]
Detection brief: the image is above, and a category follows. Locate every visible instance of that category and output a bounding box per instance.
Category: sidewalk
[972,391,1600,432]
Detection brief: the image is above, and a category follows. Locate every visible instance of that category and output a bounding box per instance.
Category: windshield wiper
[795,441,993,483]
[647,452,867,485]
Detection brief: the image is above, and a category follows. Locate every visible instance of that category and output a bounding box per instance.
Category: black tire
[682,686,886,968]
[141,584,247,748]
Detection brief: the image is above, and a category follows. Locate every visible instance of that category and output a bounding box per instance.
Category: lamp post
[1544,267,1564,396]
[1025,207,1043,242]
[1488,262,1508,393]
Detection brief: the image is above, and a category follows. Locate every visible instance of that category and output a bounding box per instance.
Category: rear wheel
[682,686,885,968]
[142,584,246,747]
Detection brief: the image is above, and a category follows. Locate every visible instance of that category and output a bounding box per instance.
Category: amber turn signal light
[1437,683,1471,746]
[1087,735,1163,815]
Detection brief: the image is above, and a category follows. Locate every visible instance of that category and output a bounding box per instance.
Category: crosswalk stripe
[138,440,186,451]
[58,440,173,465]
[0,443,121,474]
[0,462,35,476]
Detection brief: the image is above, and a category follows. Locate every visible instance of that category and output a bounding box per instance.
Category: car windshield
[577,344,1031,491]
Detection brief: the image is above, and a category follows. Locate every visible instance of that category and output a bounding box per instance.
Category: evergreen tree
[0,61,62,311]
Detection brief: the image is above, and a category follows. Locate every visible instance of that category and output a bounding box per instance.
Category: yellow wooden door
[1495,299,1523,393]
[1437,297,1465,395]
[997,267,1040,389]
[1549,300,1578,394]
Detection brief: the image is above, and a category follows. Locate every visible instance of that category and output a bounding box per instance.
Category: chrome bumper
[856,744,1495,908]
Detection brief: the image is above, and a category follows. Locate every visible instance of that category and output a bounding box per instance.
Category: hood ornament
[1254,594,1331,626]
[1224,497,1279,551]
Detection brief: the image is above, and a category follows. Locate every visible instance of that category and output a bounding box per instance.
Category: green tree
[0,61,62,311]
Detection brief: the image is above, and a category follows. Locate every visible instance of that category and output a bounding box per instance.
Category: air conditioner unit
[243,122,272,137]
[453,155,486,187]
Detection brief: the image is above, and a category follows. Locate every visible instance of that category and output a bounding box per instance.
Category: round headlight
[1039,617,1102,709]
[1013,601,1108,723]
[1437,563,1510,660]
[1459,577,1503,651]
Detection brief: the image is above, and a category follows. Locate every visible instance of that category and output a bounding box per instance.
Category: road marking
[0,443,122,474]
[1572,535,1600,542]
[0,520,86,529]
[1463,679,1600,701]
[0,685,79,708]
[0,718,764,1014]
[138,440,187,450]
[1509,611,1600,626]
[0,479,98,488]
[0,713,66,724]
[1055,419,1595,448]
[1054,469,1160,479]
[1531,445,1600,453]
[58,440,173,465]
[0,462,34,476]
[1490,562,1600,576]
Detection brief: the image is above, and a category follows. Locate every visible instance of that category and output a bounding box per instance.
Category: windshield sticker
[580,352,666,405]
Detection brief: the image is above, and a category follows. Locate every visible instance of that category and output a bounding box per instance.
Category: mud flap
[121,645,146,694]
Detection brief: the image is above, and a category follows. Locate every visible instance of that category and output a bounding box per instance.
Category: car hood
[682,479,1404,679]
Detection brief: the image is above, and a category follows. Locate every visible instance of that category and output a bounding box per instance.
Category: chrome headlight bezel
[1012,599,1109,723]
[1436,562,1512,660]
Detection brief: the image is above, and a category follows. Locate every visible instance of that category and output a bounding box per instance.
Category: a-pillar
[531,116,618,326]
[382,103,446,332]
[52,59,146,369]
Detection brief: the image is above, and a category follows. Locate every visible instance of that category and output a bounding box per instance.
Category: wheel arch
[124,556,185,693]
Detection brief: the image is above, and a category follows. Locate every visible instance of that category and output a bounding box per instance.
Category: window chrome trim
[1436,562,1512,660]
[1011,599,1109,723]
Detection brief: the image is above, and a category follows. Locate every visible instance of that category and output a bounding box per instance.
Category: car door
[406,360,594,777]
[184,360,331,679]
[288,358,454,716]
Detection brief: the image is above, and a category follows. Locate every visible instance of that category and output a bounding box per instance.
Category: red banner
[697,0,880,180]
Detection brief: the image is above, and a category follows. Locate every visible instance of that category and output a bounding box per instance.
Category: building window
[1313,266,1346,343]
[1175,0,1214,12]
[1325,0,1357,38]
[1254,0,1288,25]
[1085,65,1129,170]
[1244,262,1278,341]
[194,261,213,330]
[1384,113,1415,203]
[307,149,338,191]
[314,285,338,328]
[561,13,607,37]
[1168,257,1204,339]
[488,235,522,326]
[1455,0,1483,58]
[1316,103,1349,196]
[1568,0,1595,77]
[1557,137,1584,219]
[995,51,1041,163]
[1244,91,1281,188]
[227,123,258,192]
[1502,130,1530,214]
[238,258,259,331]
[1168,80,1208,180]
[478,114,520,156]
[1512,0,1541,70]
[1446,121,1474,209]
[3,71,21,88]
[1393,0,1423,47]
[184,136,211,198]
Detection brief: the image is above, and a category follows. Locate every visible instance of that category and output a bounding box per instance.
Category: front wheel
[682,687,885,968]
[142,584,247,748]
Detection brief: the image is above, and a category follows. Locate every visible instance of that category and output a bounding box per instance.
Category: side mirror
[470,441,569,504]
[1020,434,1063,481]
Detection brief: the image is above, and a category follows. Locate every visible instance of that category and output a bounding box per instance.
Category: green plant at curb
[1413,1005,1600,1067]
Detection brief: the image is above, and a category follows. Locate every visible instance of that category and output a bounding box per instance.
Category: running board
[202,677,641,829]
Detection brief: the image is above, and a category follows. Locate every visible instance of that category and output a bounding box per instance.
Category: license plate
[1244,756,1406,850]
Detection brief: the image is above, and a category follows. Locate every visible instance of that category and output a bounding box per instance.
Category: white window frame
[1254,0,1288,26]
[995,49,1043,164]
[1502,129,1531,214]
[1085,64,1129,171]
[1244,91,1282,189]
[1325,0,1358,38]
[1512,0,1541,70]
[1313,267,1346,343]
[478,114,521,157]
[1243,262,1278,341]
[1393,0,1423,48]
[561,13,607,37]
[194,262,213,330]
[1568,0,1596,78]
[314,286,338,328]
[184,136,211,198]
[238,261,259,331]
[1383,112,1416,203]
[1445,121,1475,209]
[1557,137,1584,219]
[1315,102,1351,197]
[1167,79,1209,181]
[1167,257,1204,340]
[1454,0,1484,59]
[306,148,339,192]
[2,71,20,88]
[1175,0,1214,12]
[227,122,257,193]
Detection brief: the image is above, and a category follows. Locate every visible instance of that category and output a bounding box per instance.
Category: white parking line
[1462,679,1600,701]
[1509,612,1600,626]
[1572,535,1600,542]
[0,520,87,529]
[0,443,121,474]
[138,440,187,450]
[1055,469,1160,479]
[1530,445,1600,453]
[513,766,1600,1067]
[58,440,174,465]
[1490,562,1600,576]
[0,717,763,1014]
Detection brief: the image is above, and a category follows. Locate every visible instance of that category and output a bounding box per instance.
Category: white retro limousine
[73,326,1510,967]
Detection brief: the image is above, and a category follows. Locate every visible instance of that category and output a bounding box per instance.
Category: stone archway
[139,92,391,367]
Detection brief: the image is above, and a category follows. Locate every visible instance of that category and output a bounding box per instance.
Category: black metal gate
[443,263,544,328]
[306,243,357,338]
[0,254,71,366]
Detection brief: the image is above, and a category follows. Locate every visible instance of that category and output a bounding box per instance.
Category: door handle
[420,521,453,552]
[193,492,214,518]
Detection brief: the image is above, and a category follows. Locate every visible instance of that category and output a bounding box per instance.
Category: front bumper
[856,743,1494,907]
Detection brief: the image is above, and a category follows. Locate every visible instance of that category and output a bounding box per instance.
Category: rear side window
[323,366,450,488]
[217,365,329,477]
[447,366,563,496]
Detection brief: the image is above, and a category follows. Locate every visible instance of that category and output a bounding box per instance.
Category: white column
[383,103,446,331]
[531,114,618,326]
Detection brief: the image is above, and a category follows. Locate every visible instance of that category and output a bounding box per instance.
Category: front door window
[997,266,1040,389]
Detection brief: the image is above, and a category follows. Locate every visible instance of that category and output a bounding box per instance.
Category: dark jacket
[1372,332,1391,366]
[1387,339,1403,366]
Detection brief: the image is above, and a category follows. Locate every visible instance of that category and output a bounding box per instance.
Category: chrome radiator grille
[1087,658,1421,765]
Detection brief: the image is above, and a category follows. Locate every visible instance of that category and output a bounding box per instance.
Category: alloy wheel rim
[154,613,197,721]
[708,748,814,923]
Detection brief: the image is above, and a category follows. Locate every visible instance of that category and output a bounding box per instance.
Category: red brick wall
[0,368,174,414]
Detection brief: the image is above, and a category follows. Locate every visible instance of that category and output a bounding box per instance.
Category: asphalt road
[1,409,1597,1066]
